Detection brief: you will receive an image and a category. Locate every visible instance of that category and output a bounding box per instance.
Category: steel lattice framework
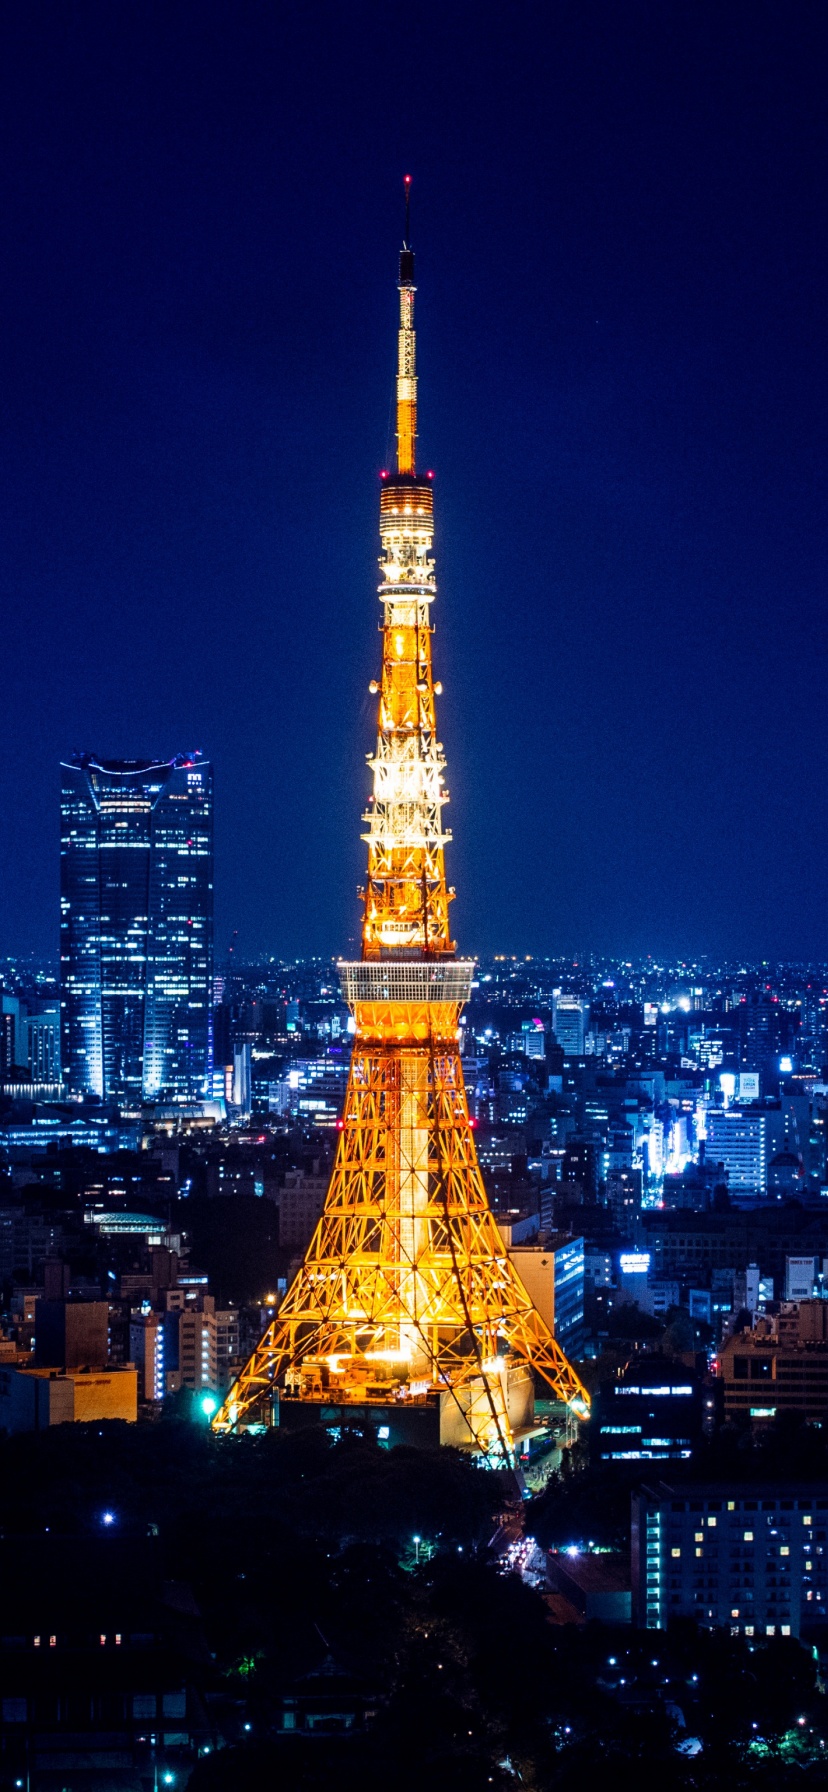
[213,189,590,1456]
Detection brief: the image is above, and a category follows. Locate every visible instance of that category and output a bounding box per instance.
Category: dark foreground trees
[2,1417,827,1788]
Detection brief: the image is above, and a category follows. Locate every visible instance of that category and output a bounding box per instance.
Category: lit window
[695,1531,704,1542]
[781,1546,790,1556]
[695,1548,703,1558]
[33,1636,40,1648]
[745,1625,754,1635]
[707,1516,716,1527]
[744,1531,754,1542]
[728,1501,736,1511]
[731,1608,739,1618]
[766,1624,775,1635]
[100,1634,107,1646]
[49,1636,56,1648]
[804,1516,813,1527]
[781,1624,791,1635]
[671,1547,681,1558]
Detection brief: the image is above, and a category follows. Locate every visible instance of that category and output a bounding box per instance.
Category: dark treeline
[3,1416,827,1787]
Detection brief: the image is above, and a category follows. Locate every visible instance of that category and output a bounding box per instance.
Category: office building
[1,995,26,1078]
[60,754,213,1103]
[606,1166,642,1227]
[594,1358,701,1464]
[1,997,61,1087]
[705,1107,783,1200]
[718,1301,828,1424]
[178,1304,240,1394]
[632,1481,828,1637]
[26,1005,61,1081]
[130,1300,240,1403]
[785,1255,823,1300]
[34,1299,109,1369]
[508,1233,585,1355]
[552,995,586,1057]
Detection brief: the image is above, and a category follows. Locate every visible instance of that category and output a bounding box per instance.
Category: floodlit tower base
[214,966,589,1462]
[268,1361,535,1456]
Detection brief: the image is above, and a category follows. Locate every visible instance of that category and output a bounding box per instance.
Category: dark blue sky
[1,2,826,961]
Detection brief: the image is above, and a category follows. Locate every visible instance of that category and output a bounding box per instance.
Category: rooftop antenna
[403,173,412,247]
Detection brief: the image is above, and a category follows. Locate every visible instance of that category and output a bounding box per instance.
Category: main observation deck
[338,959,475,1005]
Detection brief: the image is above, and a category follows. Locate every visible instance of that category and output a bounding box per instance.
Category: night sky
[1,3,826,962]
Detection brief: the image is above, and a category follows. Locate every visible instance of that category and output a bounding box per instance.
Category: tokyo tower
[213,185,590,1458]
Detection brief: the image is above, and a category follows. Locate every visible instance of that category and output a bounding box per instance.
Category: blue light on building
[60,755,213,1103]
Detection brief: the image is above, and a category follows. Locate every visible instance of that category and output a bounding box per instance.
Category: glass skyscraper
[60,754,213,1104]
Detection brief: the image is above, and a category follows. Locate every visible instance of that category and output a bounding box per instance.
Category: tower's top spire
[359,187,452,961]
[396,177,417,476]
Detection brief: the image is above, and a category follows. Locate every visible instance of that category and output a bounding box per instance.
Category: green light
[201,1395,218,1418]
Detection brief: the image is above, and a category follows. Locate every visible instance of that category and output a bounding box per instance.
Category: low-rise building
[0,1534,210,1784]
[546,1551,631,1624]
[718,1301,828,1425]
[0,1364,137,1431]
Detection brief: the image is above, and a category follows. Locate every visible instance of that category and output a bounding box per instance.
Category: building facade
[508,1234,585,1356]
[705,1107,783,1199]
[632,1481,828,1637]
[594,1358,701,1464]
[718,1301,828,1424]
[552,996,586,1057]
[60,755,213,1103]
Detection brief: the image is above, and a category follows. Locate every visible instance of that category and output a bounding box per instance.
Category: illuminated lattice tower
[213,190,590,1458]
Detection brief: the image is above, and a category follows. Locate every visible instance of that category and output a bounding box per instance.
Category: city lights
[0,7,824,1787]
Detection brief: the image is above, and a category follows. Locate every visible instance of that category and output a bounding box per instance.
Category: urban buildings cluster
[7,934,828,1643]
[5,933,828,1425]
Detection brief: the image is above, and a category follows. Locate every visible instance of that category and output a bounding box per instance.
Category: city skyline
[3,9,828,1782]
[2,6,827,964]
